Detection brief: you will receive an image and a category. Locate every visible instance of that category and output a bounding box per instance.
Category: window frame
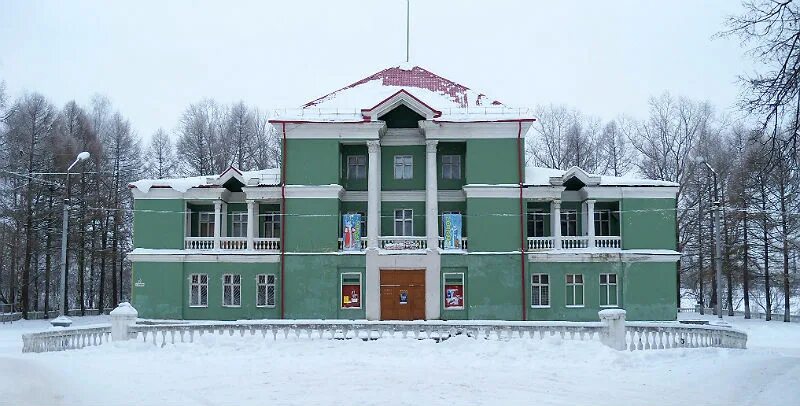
[256,274,276,308]
[230,211,248,238]
[393,155,413,180]
[530,273,550,308]
[560,209,578,237]
[222,273,242,307]
[346,155,367,180]
[198,212,215,237]
[394,209,414,236]
[340,272,363,310]
[261,211,281,239]
[594,209,612,237]
[599,273,619,307]
[441,154,462,180]
[527,209,546,238]
[189,273,208,308]
[442,272,466,310]
[565,273,585,307]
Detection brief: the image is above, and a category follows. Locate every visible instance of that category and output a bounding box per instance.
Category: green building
[128,65,680,322]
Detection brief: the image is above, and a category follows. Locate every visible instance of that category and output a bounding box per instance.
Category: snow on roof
[525,166,679,187]
[271,65,533,122]
[129,168,280,193]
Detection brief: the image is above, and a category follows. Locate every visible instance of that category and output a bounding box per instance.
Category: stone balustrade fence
[21,304,747,354]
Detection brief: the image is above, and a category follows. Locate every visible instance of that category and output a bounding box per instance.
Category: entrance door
[380,269,425,320]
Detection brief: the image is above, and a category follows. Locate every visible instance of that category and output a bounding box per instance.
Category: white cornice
[463,185,520,198]
[128,250,281,263]
[284,184,344,199]
[278,122,385,139]
[420,120,534,140]
[582,186,679,200]
[341,190,465,202]
[527,250,680,262]
[522,186,565,200]
[242,187,282,201]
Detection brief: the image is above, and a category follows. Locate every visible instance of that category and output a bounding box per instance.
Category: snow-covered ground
[1,314,799,406]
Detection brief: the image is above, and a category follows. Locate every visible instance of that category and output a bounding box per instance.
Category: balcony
[526,236,621,251]
[438,237,468,250]
[379,236,427,250]
[184,237,281,252]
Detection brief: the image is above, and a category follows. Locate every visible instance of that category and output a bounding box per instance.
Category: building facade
[129,65,680,321]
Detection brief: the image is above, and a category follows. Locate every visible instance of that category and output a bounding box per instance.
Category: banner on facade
[441,213,462,250]
[444,285,464,309]
[342,213,362,251]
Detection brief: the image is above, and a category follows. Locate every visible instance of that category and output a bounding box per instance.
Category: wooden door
[380,269,425,320]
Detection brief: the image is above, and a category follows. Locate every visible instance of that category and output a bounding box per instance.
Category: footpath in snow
[0,313,798,406]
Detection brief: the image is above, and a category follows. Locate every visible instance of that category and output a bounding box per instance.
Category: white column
[246,200,256,250]
[551,200,562,250]
[213,200,222,249]
[425,140,439,250]
[367,140,381,249]
[586,199,596,249]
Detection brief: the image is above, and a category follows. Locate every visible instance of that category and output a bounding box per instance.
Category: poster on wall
[342,213,362,251]
[444,285,464,308]
[442,213,463,250]
[342,283,360,308]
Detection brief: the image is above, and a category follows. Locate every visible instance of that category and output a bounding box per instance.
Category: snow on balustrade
[594,236,621,249]
[378,236,427,250]
[22,326,112,353]
[624,322,747,351]
[253,238,281,251]
[527,237,554,250]
[184,237,214,250]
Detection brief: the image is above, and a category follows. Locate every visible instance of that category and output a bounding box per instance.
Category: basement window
[341,273,362,309]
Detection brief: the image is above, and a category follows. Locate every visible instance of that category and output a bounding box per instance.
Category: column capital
[214,200,223,207]
[425,139,438,153]
[367,140,381,153]
[551,199,561,208]
[585,199,596,205]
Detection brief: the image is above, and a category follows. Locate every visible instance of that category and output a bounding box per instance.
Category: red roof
[303,66,503,109]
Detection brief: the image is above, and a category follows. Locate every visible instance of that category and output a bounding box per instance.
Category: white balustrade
[253,238,281,251]
[437,237,468,250]
[219,237,248,250]
[561,236,590,249]
[594,236,621,249]
[184,237,215,250]
[378,236,427,250]
[527,237,554,250]
[338,237,368,251]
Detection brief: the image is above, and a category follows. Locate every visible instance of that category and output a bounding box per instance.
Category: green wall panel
[620,198,677,250]
[283,255,366,319]
[465,139,520,184]
[381,145,426,190]
[284,198,339,252]
[131,261,184,319]
[466,255,523,319]
[622,262,677,321]
[467,198,520,252]
[525,262,623,322]
[134,199,185,249]
[284,139,340,185]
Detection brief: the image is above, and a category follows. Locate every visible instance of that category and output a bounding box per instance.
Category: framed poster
[443,272,465,309]
[342,213,362,251]
[341,273,362,309]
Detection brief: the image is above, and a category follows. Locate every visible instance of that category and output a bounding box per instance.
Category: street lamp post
[51,151,90,327]
[695,156,723,319]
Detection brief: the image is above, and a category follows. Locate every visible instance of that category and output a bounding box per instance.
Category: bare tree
[145,128,176,178]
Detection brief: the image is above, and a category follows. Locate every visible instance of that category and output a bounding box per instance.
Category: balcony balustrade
[526,236,621,251]
[379,236,427,250]
[437,237,468,250]
[183,236,281,252]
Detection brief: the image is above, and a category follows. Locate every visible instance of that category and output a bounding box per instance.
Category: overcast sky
[0,0,752,139]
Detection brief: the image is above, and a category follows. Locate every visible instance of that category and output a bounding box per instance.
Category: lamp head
[77,151,90,161]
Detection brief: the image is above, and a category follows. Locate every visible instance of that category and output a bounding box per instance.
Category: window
[189,274,208,307]
[341,273,362,309]
[443,273,465,309]
[222,274,241,307]
[198,212,214,237]
[561,210,578,236]
[262,211,281,238]
[393,155,413,179]
[347,155,367,180]
[527,210,546,237]
[441,155,462,180]
[394,209,413,236]
[531,274,550,307]
[257,274,276,307]
[594,209,611,236]
[230,212,247,238]
[600,273,618,307]
[566,274,584,307]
